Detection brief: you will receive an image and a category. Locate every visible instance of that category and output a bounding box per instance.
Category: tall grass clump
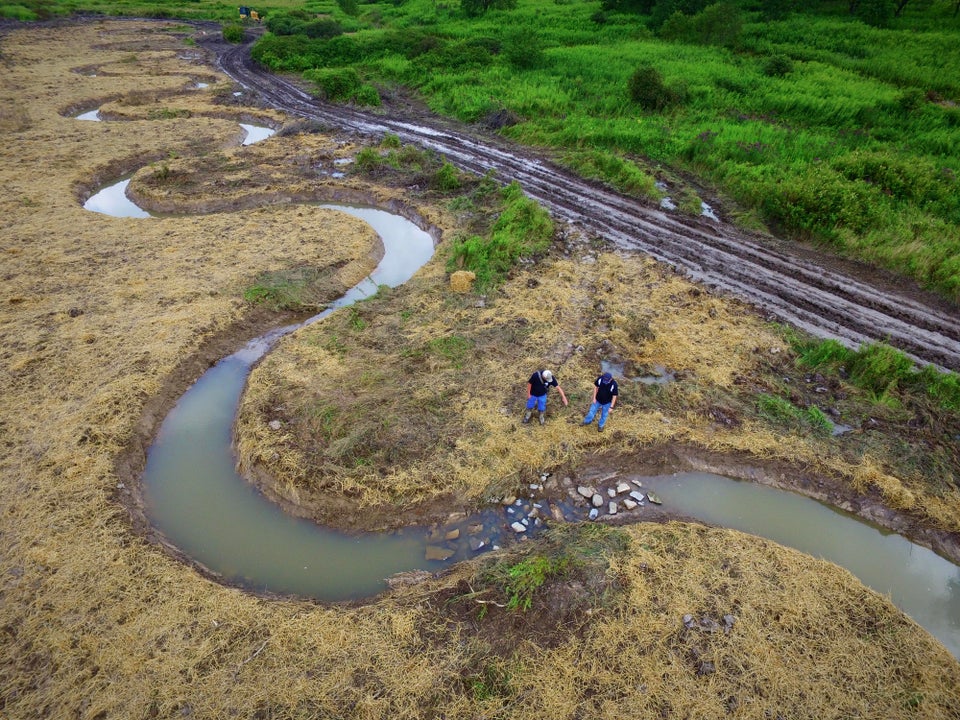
[447,181,554,290]
[788,335,960,412]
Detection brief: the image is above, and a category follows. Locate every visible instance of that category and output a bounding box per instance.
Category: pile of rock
[572,476,662,521]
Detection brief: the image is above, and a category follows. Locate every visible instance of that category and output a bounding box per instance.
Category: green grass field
[7,0,958,298]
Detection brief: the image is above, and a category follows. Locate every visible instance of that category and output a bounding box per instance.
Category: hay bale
[449,270,476,293]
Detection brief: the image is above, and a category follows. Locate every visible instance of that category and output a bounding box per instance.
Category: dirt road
[206,32,960,373]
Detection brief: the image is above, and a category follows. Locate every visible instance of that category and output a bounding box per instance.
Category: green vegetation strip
[241,0,960,301]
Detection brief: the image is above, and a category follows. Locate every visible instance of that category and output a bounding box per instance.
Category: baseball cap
[542,370,554,382]
[601,372,613,382]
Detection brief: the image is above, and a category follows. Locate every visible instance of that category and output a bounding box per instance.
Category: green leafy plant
[222,23,244,43]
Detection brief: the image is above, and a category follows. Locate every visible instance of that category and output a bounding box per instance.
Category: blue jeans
[583,402,611,429]
[526,394,547,412]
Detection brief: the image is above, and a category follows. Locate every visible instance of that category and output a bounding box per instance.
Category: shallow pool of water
[240,123,274,145]
[640,472,960,657]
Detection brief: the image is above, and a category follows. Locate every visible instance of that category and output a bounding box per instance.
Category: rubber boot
[522,410,532,424]
[539,412,546,426]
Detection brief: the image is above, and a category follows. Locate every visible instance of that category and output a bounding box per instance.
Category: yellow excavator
[238,6,261,21]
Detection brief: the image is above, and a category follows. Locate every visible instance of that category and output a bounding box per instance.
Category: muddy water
[141,205,456,599]
[641,472,960,657]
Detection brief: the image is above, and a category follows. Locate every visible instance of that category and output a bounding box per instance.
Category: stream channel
[83,123,960,657]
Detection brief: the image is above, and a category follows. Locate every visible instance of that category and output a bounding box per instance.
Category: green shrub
[763,53,794,77]
[431,161,463,193]
[628,64,677,112]
[447,181,554,290]
[304,67,362,101]
[502,29,544,70]
[222,24,245,44]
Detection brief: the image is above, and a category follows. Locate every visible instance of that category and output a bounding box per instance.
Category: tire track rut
[208,34,960,372]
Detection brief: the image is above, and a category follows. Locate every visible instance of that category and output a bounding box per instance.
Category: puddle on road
[240,123,274,145]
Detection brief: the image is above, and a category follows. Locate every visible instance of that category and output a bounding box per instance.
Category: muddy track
[206,32,960,372]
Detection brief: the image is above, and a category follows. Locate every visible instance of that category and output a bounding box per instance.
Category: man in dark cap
[582,371,619,432]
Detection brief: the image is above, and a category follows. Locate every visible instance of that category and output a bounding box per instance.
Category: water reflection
[83,178,150,218]
[240,123,274,145]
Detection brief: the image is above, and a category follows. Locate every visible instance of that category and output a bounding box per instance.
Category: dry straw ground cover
[1,18,958,720]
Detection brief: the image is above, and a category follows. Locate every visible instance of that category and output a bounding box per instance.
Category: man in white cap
[523,369,568,425]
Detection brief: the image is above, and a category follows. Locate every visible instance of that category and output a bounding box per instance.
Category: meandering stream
[83,124,960,656]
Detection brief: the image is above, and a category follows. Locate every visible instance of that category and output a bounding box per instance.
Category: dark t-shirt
[594,376,619,405]
[528,371,558,397]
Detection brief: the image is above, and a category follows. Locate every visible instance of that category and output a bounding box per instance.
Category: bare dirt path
[201,30,960,373]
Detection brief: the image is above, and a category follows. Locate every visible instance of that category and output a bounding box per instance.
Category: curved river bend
[83,165,960,657]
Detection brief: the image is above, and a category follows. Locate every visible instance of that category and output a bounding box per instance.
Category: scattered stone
[608,502,618,515]
[683,614,696,629]
[506,507,515,514]
[501,496,517,506]
[646,492,663,505]
[425,545,455,561]
[268,420,281,431]
[511,522,527,533]
[623,498,637,510]
[577,486,594,499]
[468,523,483,535]
[631,479,643,488]
[469,537,486,551]
[529,483,541,491]
[723,615,737,633]
[444,528,460,541]
[588,508,599,520]
[551,505,565,522]
[616,482,631,494]
[629,491,645,503]
[591,493,604,508]
[607,488,617,498]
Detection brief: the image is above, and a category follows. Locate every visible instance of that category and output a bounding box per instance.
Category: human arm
[557,385,568,406]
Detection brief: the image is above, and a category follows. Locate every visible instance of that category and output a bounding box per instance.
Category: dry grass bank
[0,19,958,720]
